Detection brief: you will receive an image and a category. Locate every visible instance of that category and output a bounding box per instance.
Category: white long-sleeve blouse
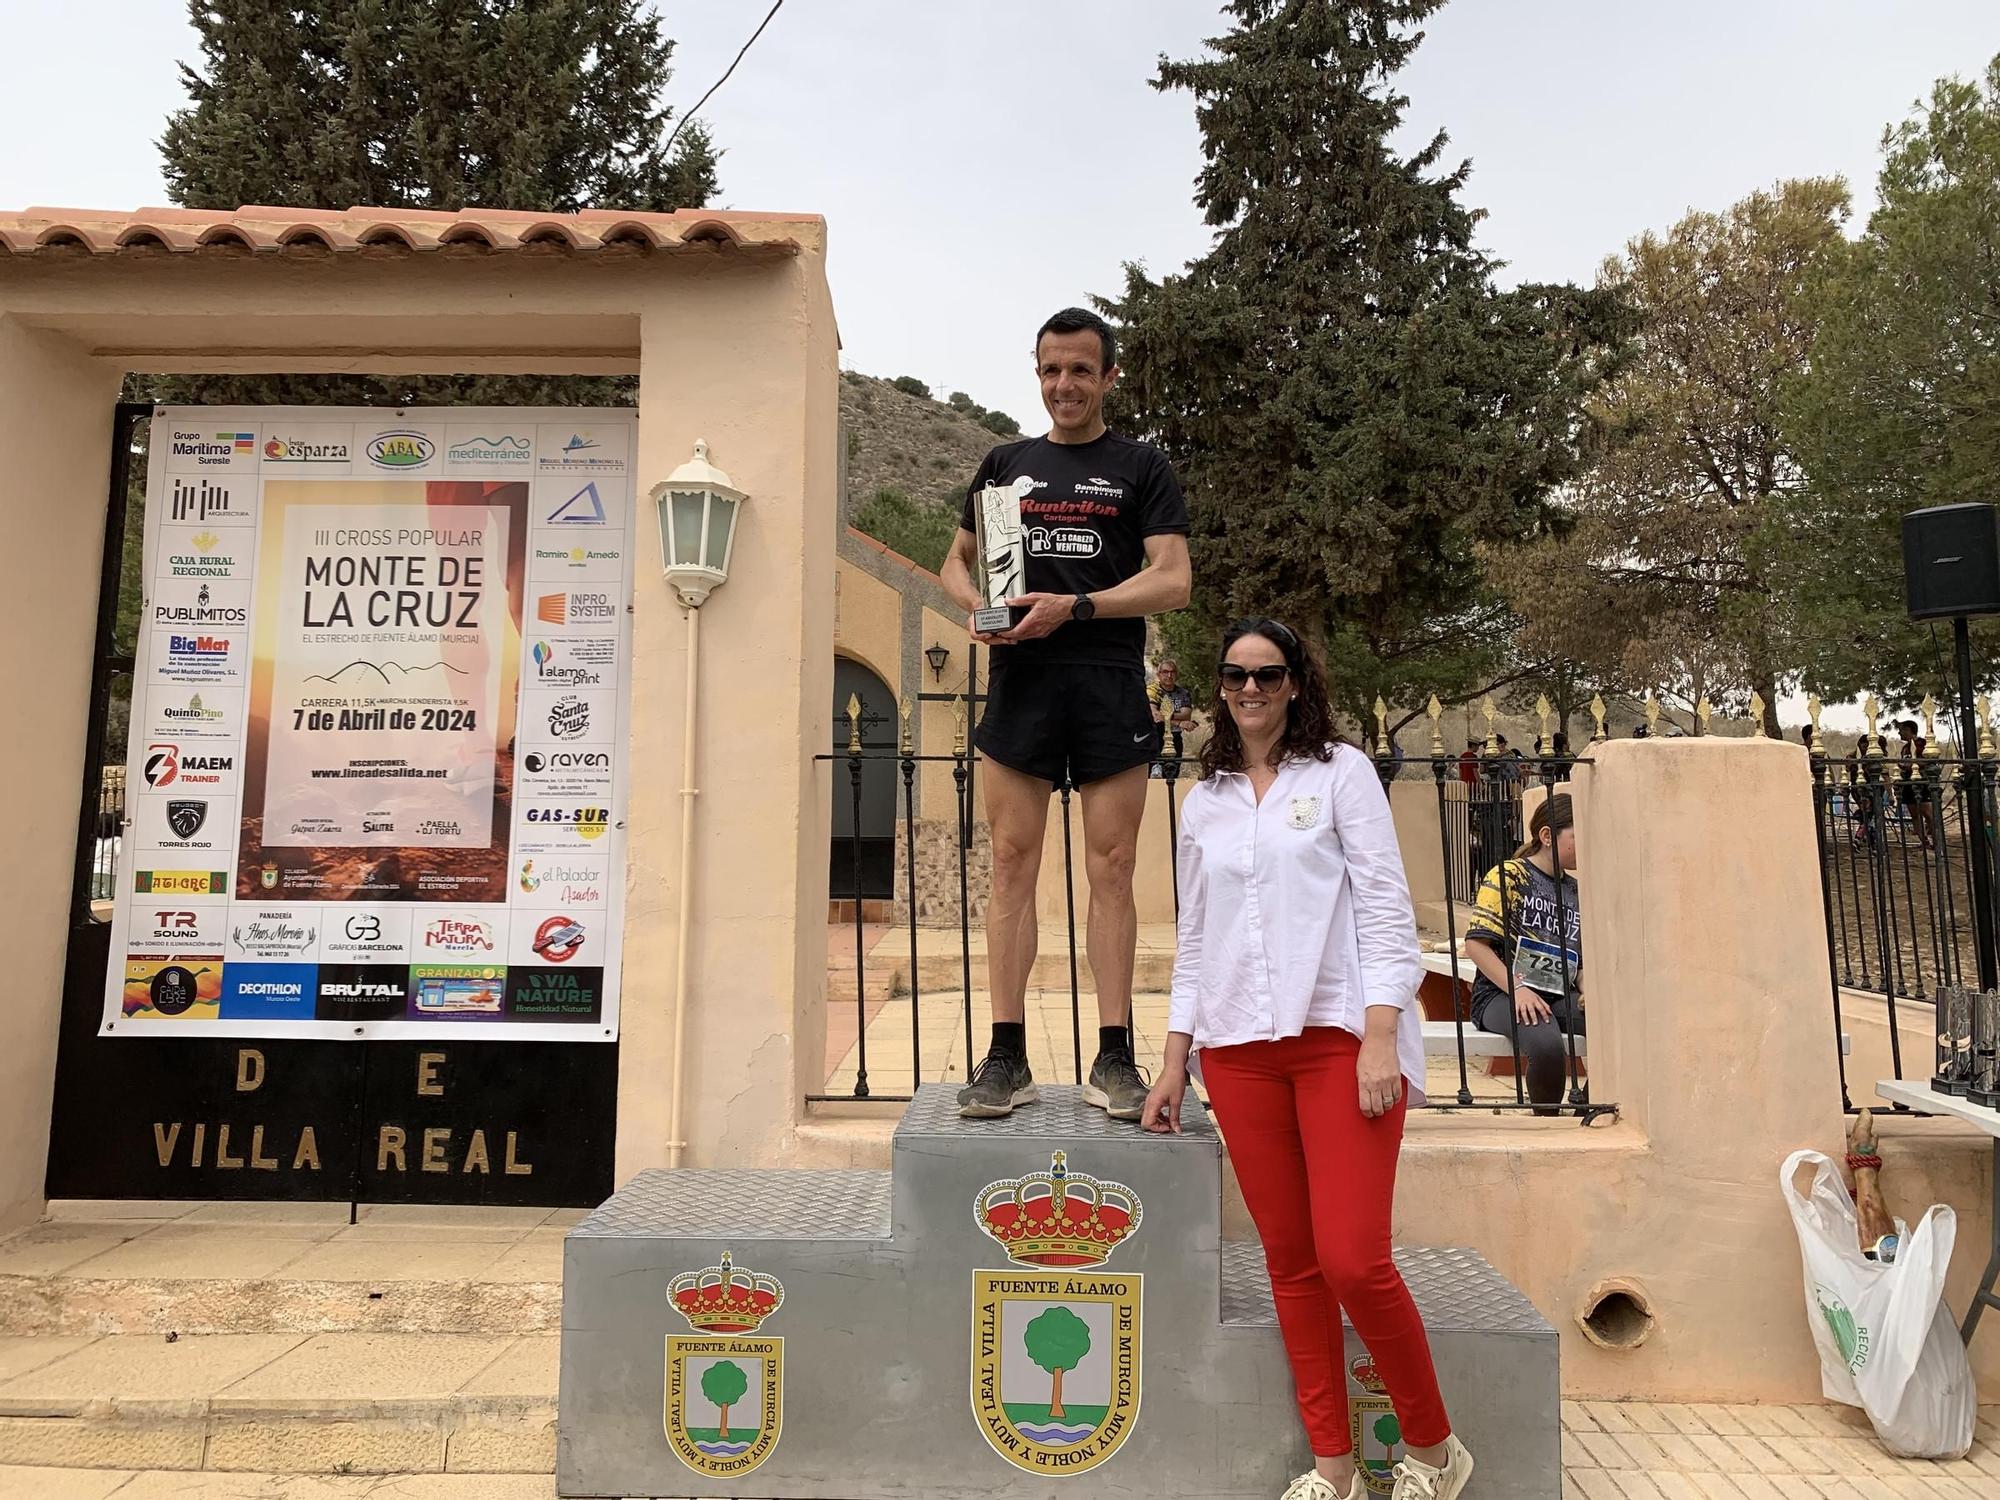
[1168,742,1427,1101]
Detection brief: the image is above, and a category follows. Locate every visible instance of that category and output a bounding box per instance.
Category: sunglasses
[1217,664,1290,691]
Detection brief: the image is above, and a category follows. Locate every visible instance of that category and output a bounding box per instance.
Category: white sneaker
[1281,1471,1361,1500]
[1390,1433,1474,1500]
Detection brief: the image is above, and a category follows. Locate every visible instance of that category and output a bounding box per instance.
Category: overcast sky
[3,2,1997,429]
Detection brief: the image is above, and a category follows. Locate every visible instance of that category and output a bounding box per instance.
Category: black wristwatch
[1070,593,1096,622]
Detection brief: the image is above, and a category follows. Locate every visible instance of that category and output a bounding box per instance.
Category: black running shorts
[974,660,1158,787]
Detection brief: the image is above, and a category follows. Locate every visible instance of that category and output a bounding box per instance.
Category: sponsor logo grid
[110,411,633,1037]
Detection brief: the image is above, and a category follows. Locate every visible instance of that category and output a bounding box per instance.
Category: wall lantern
[925,641,951,681]
[652,439,745,609]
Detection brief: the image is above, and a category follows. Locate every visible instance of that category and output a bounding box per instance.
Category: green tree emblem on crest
[701,1359,750,1442]
[1024,1306,1092,1420]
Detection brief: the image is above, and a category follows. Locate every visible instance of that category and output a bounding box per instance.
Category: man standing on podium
[940,307,1192,1120]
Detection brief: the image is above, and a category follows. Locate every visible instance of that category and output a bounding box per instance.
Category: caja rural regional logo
[971,1152,1143,1476]
[663,1250,785,1478]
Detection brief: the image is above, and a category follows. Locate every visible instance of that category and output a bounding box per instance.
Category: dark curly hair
[1198,617,1344,779]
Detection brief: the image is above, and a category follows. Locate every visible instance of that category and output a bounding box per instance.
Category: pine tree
[1102,0,1628,720]
[146,0,719,408]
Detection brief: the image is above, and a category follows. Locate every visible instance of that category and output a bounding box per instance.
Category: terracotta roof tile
[0,204,819,259]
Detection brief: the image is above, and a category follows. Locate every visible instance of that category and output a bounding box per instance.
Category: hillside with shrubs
[841,370,1026,573]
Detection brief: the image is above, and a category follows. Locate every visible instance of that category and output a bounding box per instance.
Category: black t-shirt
[958,431,1189,669]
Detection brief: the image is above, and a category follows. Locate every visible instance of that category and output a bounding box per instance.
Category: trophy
[971,476,1032,636]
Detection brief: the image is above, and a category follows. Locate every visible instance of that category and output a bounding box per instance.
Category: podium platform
[558,1086,1557,1498]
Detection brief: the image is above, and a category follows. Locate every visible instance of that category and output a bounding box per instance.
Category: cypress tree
[147,0,719,407]
[1103,0,1629,716]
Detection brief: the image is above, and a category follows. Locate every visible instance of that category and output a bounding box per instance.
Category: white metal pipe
[667,601,701,1167]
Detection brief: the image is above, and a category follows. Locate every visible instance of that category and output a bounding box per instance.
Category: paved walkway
[6,1403,1997,1496]
[1562,1400,2000,1497]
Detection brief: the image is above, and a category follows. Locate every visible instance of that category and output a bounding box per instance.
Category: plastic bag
[1780,1149,1975,1459]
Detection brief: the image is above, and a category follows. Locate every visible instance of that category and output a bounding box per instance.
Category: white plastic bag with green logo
[1780,1149,1974,1459]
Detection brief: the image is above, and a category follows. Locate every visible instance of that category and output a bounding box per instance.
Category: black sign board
[47,922,616,1206]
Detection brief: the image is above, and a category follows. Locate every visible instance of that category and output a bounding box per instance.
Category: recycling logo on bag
[1814,1286,1871,1373]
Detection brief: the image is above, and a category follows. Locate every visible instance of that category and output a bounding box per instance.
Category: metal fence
[815,694,1608,1120]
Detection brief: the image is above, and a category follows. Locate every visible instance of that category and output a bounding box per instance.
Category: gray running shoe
[956,1050,1038,1119]
[1084,1050,1150,1122]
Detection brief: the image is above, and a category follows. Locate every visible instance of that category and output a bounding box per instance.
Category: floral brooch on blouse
[1286,794,1322,830]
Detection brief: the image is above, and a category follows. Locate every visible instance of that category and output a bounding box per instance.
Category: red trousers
[1202,1027,1451,1456]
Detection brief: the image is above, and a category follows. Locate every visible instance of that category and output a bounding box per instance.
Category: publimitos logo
[366,430,436,469]
[970,1153,1143,1477]
[152,581,248,627]
[664,1251,785,1479]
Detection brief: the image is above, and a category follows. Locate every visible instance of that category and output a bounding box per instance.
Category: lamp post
[651,441,747,1167]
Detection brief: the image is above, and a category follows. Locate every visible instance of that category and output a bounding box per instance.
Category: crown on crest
[666,1250,785,1333]
[974,1151,1142,1268]
[1349,1354,1387,1394]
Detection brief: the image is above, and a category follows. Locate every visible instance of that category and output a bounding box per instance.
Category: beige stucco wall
[1373,739,1996,1399]
[0,233,838,1219]
[0,321,121,1233]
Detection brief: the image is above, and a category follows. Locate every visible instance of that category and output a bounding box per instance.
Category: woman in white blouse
[1141,619,1472,1500]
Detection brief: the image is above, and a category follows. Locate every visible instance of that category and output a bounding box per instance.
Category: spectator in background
[1466,794,1582,1112]
[1896,719,1940,852]
[1457,743,1479,785]
[1148,658,1195,778]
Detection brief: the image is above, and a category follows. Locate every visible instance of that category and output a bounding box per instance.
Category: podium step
[559,1084,1559,1498]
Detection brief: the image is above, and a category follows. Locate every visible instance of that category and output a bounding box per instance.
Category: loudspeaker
[1904,504,2000,621]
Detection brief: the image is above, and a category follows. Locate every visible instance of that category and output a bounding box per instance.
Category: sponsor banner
[505,965,604,1022]
[318,904,415,964]
[315,963,410,1022]
[444,425,535,474]
[149,577,252,631]
[165,428,258,476]
[226,907,321,963]
[507,908,593,967]
[524,635,616,689]
[414,905,508,962]
[515,746,614,800]
[108,408,633,1042]
[128,901,229,954]
[410,962,508,1020]
[535,476,619,528]
[532,587,621,632]
[152,629,244,686]
[222,961,318,1020]
[535,422,629,476]
[520,687,614,746]
[515,851,612,906]
[142,683,243,744]
[133,792,238,858]
[134,869,229,897]
[261,426,353,473]
[163,474,256,525]
[514,799,615,856]
[157,526,248,582]
[120,956,224,1022]
[528,530,627,583]
[360,423,446,474]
